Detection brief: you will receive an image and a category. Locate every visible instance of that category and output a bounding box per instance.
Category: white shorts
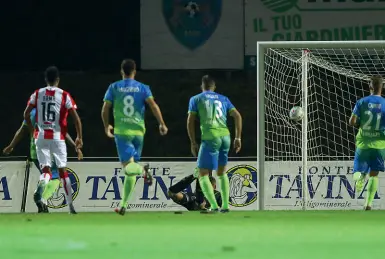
[35,139,67,169]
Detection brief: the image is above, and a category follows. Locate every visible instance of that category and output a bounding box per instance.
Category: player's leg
[133,136,152,185]
[198,139,220,212]
[58,168,76,214]
[364,149,384,210]
[114,135,143,215]
[169,191,198,211]
[168,173,197,195]
[364,171,379,210]
[357,166,370,193]
[30,139,45,209]
[40,170,60,208]
[35,139,53,212]
[50,166,61,199]
[217,135,231,213]
[32,158,60,212]
[194,169,205,205]
[32,159,45,212]
[40,173,60,213]
[353,148,368,193]
[52,140,76,214]
[168,172,198,206]
[168,167,199,198]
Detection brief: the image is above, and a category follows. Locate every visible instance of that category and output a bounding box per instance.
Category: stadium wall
[1,159,385,212]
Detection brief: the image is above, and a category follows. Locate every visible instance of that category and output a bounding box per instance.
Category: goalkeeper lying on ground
[168,169,222,211]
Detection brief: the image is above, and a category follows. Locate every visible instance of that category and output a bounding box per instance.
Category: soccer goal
[257,41,385,210]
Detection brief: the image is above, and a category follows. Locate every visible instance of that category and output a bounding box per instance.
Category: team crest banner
[162,0,222,50]
[141,0,244,69]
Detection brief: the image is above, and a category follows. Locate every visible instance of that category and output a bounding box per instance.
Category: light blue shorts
[197,136,231,170]
[114,135,144,163]
[353,148,385,173]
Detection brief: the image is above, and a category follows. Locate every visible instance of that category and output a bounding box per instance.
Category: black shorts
[176,192,200,211]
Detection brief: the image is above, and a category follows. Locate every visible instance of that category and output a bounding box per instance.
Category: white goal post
[257,41,385,210]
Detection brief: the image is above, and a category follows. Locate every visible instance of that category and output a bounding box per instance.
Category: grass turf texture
[1,211,385,259]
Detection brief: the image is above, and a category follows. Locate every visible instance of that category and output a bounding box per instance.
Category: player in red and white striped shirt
[24,66,83,214]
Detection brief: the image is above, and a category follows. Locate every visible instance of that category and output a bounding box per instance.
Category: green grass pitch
[1,211,385,259]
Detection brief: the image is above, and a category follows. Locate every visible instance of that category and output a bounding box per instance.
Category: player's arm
[65,133,83,160]
[65,133,76,148]
[101,101,114,138]
[65,93,83,149]
[230,109,242,139]
[146,98,168,135]
[102,85,115,138]
[68,109,83,149]
[66,133,84,160]
[3,123,29,155]
[349,101,360,127]
[187,97,199,156]
[23,105,35,134]
[349,114,359,127]
[229,107,242,154]
[24,91,37,134]
[187,113,199,157]
[187,113,197,144]
[199,200,207,210]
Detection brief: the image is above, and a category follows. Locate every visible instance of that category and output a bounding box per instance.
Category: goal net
[257,41,385,210]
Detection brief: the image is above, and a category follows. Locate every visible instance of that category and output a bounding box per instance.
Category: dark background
[0,1,257,159]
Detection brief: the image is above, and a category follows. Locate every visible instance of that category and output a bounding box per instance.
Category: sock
[119,163,142,208]
[353,172,362,181]
[42,179,60,201]
[169,174,195,193]
[365,176,379,207]
[193,168,199,178]
[40,168,52,204]
[42,171,51,185]
[61,171,73,206]
[34,174,45,200]
[124,162,143,176]
[218,174,230,210]
[120,175,136,208]
[35,184,43,200]
[199,175,218,210]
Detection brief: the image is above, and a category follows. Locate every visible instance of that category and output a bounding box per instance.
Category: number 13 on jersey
[205,100,223,119]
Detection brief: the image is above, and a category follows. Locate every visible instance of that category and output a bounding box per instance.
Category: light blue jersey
[188,91,235,170]
[104,78,153,136]
[188,91,235,140]
[352,95,385,172]
[104,78,153,163]
[352,95,385,149]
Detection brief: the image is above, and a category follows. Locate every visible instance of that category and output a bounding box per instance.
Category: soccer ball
[289,106,304,122]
